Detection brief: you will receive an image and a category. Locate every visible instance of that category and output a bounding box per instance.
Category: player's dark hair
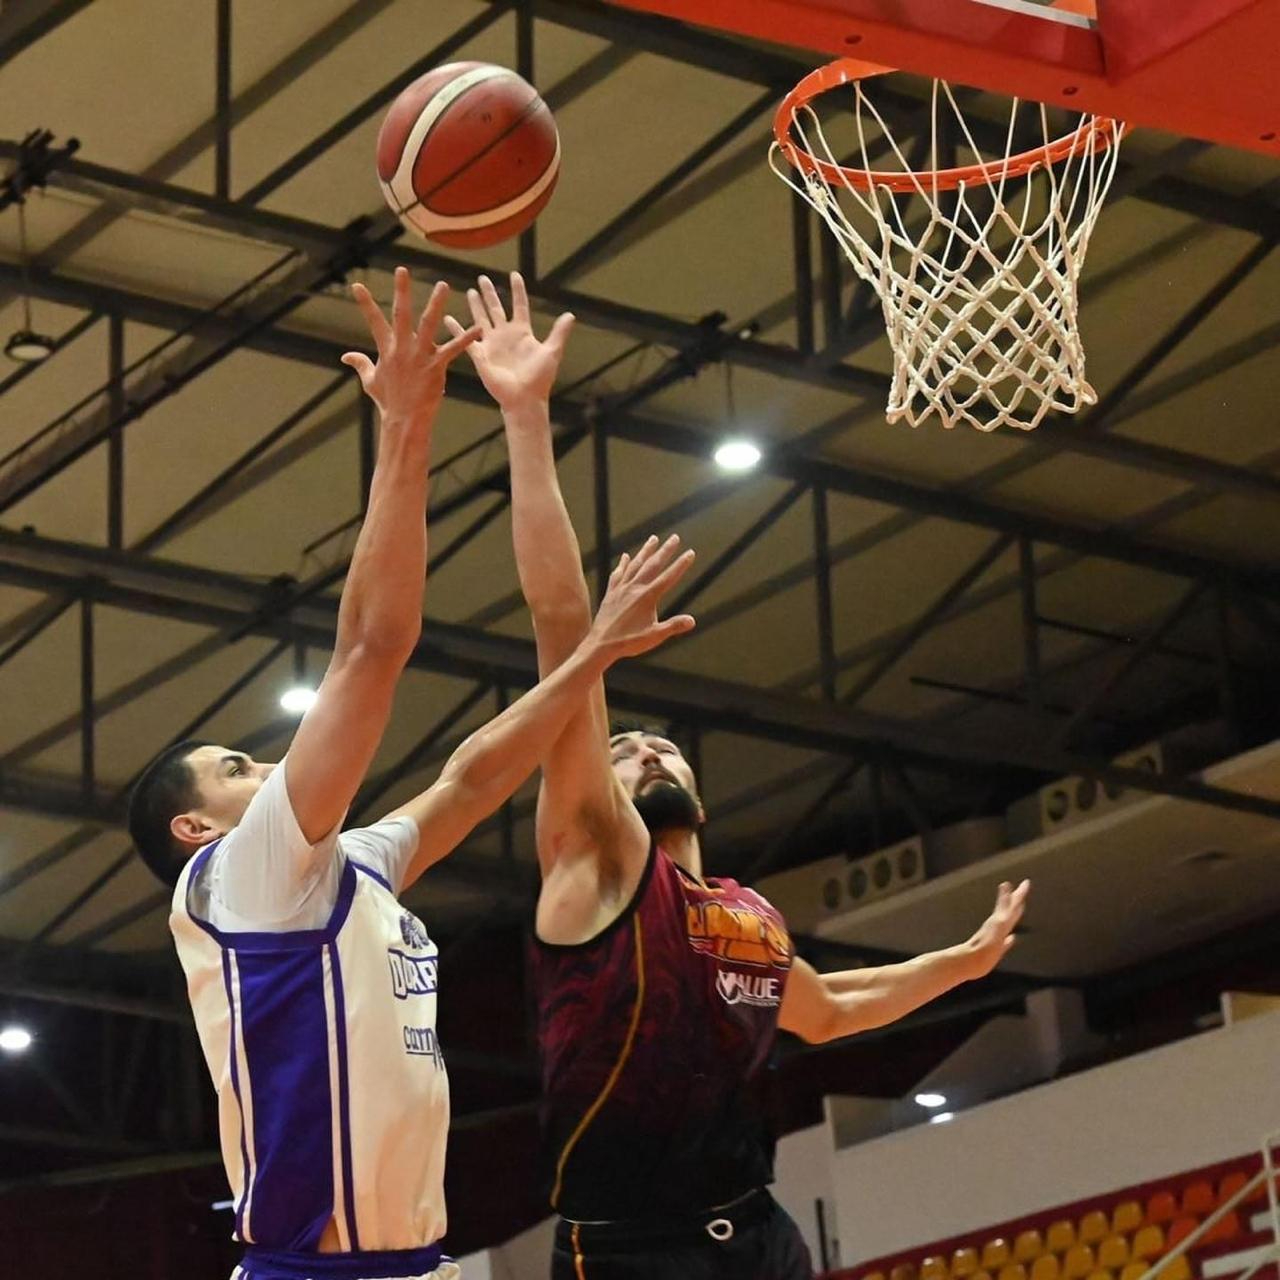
[608,718,691,753]
[127,740,214,888]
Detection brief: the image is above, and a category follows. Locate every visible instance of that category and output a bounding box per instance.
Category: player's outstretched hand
[342,266,480,427]
[958,880,1030,981]
[588,535,696,663]
[443,271,574,409]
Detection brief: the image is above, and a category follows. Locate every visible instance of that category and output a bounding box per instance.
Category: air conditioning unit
[755,837,927,932]
[1005,738,1188,845]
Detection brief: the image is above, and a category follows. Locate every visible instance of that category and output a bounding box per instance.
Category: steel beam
[0,0,93,68]
[2,162,1277,503]
[3,531,1280,820]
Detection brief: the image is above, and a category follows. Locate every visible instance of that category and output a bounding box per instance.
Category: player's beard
[632,779,702,835]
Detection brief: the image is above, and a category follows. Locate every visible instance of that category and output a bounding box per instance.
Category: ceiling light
[929,1111,955,1124]
[914,1092,948,1109]
[0,1025,33,1054]
[4,329,54,363]
[279,686,318,714]
[714,438,762,472]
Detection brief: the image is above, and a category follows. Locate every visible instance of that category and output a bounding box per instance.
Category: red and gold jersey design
[531,845,794,1222]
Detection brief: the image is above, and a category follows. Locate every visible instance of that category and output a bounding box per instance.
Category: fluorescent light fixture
[279,686,318,714]
[929,1111,955,1125]
[4,329,55,363]
[914,1092,948,1109]
[0,1025,34,1054]
[713,438,762,472]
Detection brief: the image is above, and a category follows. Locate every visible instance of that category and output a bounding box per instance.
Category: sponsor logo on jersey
[402,1024,445,1066]
[400,911,430,949]
[388,948,438,999]
[686,900,792,969]
[715,969,782,1007]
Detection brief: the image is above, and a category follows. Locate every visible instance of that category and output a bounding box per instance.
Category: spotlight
[929,1111,955,1125]
[4,329,55,363]
[279,686,318,714]
[914,1092,948,1109]
[0,1025,34,1054]
[713,438,762,472]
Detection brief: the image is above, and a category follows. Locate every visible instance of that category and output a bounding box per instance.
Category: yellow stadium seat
[1086,1270,1115,1280]
[984,1241,1013,1271]
[1030,1255,1060,1280]
[972,1270,994,1280]
[891,1264,918,1280]
[1079,1212,1109,1247]
[1047,1222,1077,1256]
[1016,1232,1046,1265]
[1181,1181,1215,1217]
[998,1264,1027,1280]
[953,1249,980,1279]
[1097,1237,1130,1271]
[921,1257,948,1280]
[1130,1227,1164,1263]
[1145,1192,1177,1226]
[1162,1258,1192,1280]
[1111,1202,1143,1236]
[1120,1264,1149,1280]
[1063,1245,1096,1280]
[865,1272,887,1280]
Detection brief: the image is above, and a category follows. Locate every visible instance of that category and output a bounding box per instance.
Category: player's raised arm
[284,267,478,844]
[384,537,695,889]
[447,273,653,889]
[779,880,1030,1042]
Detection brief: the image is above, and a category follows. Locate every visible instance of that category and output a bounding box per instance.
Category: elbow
[348,617,422,665]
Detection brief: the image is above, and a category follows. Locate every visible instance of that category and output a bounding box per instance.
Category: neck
[658,827,703,879]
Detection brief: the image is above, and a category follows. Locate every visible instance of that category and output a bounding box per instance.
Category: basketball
[376,61,560,249]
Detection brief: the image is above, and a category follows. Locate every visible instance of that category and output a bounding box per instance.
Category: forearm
[335,417,431,658]
[443,636,608,805]
[826,945,976,1037]
[503,398,592,669]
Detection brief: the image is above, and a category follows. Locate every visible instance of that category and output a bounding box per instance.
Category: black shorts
[550,1189,813,1280]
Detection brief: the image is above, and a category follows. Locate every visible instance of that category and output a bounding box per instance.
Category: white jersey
[170,763,451,1262]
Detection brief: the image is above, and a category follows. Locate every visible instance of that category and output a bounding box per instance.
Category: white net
[771,77,1124,432]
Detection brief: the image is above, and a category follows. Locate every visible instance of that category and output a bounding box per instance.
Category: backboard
[605,0,1280,157]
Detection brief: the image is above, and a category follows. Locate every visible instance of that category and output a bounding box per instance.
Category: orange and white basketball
[376,62,560,249]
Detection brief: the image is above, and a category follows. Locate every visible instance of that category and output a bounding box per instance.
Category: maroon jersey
[531,843,795,1221]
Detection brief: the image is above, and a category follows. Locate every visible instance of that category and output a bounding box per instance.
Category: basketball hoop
[771,59,1124,432]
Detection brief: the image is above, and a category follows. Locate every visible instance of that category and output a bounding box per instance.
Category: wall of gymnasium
[825,1008,1280,1267]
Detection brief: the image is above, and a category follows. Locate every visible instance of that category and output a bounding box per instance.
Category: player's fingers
[350,283,391,352]
[647,548,697,597]
[416,280,451,343]
[609,552,632,586]
[478,274,507,327]
[438,325,483,363]
[625,535,661,577]
[340,351,375,387]
[511,272,531,325]
[391,266,414,341]
[545,311,576,359]
[646,614,697,647]
[466,288,492,332]
[634,534,682,583]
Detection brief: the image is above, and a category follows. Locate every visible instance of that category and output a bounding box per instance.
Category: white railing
[1139,1136,1280,1280]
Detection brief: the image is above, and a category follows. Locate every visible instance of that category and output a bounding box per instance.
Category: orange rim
[774,57,1122,193]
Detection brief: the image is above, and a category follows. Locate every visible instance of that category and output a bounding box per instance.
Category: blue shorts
[234,1244,452,1280]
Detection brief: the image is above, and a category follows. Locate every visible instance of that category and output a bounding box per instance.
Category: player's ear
[171,811,218,845]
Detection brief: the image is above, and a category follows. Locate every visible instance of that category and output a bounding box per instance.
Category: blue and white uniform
[170,763,457,1280]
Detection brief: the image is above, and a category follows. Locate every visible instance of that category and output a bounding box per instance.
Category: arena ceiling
[0,0,1277,1180]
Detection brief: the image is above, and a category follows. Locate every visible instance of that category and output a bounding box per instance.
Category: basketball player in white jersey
[452,272,1029,1279]
[128,269,697,1280]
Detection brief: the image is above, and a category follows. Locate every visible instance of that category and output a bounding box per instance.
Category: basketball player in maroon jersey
[450,274,1030,1280]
